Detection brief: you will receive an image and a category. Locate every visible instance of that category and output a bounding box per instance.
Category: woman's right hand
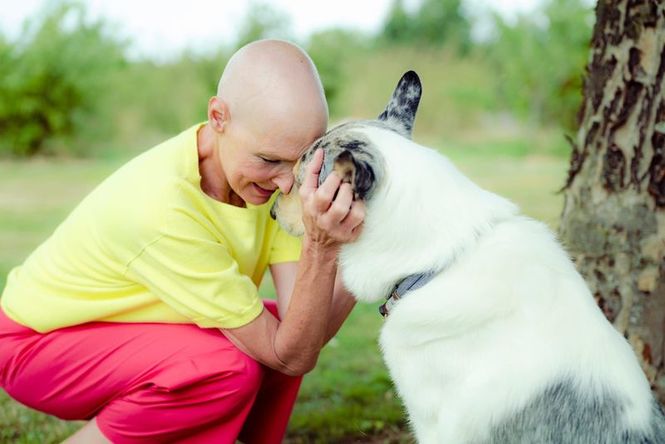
[298,149,365,249]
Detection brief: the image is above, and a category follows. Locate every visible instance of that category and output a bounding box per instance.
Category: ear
[332,149,376,200]
[377,70,422,138]
[208,96,230,133]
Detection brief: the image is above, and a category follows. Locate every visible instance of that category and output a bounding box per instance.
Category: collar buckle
[379,289,401,318]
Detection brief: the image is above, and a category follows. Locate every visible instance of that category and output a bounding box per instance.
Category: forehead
[254,129,321,162]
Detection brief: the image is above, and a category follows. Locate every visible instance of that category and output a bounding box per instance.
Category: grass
[0,138,569,443]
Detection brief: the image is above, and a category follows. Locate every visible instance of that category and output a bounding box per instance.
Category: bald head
[216,40,328,144]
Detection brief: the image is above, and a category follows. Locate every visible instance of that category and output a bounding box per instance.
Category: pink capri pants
[0,300,302,443]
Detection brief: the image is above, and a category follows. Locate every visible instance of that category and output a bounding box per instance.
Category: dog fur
[272,71,665,443]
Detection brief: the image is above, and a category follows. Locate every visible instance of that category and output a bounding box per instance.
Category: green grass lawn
[0,144,569,443]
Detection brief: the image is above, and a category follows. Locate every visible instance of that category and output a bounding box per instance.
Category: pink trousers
[0,301,302,443]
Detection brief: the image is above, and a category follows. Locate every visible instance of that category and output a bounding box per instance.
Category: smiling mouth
[254,184,276,196]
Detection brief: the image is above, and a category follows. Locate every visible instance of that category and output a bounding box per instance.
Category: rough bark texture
[560,0,665,402]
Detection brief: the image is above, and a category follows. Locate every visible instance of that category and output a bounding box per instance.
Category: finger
[349,221,364,241]
[300,149,324,193]
[326,183,354,223]
[320,195,363,240]
[341,200,365,230]
[313,172,342,212]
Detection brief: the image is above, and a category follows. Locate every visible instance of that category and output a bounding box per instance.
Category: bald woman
[0,40,363,443]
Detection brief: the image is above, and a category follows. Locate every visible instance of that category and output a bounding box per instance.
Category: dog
[271,71,665,443]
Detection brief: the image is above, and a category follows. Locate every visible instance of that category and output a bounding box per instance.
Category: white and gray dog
[272,71,665,443]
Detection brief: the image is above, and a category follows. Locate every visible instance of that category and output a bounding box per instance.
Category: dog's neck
[338,134,518,303]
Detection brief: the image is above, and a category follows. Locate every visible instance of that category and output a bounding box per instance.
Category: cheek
[240,163,274,183]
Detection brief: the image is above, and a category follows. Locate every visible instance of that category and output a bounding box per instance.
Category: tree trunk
[559,0,665,402]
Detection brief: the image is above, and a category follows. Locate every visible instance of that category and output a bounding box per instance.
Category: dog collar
[379,271,437,318]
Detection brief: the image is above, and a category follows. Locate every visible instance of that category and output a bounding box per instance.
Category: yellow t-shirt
[0,123,301,333]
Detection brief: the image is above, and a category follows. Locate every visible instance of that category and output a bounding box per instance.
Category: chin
[242,188,274,206]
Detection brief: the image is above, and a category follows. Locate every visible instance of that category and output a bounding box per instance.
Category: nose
[273,173,295,194]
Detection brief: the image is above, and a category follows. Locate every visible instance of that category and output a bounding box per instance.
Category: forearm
[273,237,338,373]
[324,270,356,343]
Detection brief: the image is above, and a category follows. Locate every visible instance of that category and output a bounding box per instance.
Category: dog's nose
[269,203,276,220]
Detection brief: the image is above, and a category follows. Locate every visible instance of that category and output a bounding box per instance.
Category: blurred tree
[234,2,292,50]
[489,0,593,130]
[382,0,414,43]
[559,0,665,403]
[379,0,471,53]
[414,0,470,52]
[307,29,369,117]
[0,1,125,157]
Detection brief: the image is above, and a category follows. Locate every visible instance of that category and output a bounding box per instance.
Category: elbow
[279,356,319,377]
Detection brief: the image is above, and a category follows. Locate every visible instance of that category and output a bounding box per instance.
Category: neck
[197,124,245,207]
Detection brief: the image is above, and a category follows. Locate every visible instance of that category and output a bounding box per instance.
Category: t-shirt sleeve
[124,224,263,329]
[268,224,302,264]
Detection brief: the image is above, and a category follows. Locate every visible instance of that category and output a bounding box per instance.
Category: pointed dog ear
[332,149,376,200]
[378,70,422,138]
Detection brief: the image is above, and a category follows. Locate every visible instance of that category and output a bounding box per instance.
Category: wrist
[302,235,340,261]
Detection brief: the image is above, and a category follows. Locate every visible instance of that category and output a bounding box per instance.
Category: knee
[181,349,264,405]
[97,353,265,441]
[142,345,265,407]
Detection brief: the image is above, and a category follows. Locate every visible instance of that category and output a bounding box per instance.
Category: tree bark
[559,0,665,402]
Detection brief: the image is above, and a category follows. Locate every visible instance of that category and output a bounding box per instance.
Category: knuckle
[326,172,341,185]
[348,208,363,224]
[328,208,346,223]
[298,187,308,199]
[339,182,352,194]
[314,192,332,209]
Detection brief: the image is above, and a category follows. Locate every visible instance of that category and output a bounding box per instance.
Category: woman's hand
[299,149,365,248]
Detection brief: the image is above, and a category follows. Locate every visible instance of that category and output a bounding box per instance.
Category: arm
[271,261,357,344]
[222,149,363,376]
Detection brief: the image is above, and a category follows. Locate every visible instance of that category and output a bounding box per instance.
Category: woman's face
[218,118,319,206]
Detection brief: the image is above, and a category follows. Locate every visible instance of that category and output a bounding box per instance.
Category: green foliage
[0,2,126,157]
[107,53,224,142]
[380,0,471,54]
[306,29,370,116]
[487,0,593,130]
[332,46,500,140]
[382,0,413,43]
[0,0,590,159]
[234,2,292,50]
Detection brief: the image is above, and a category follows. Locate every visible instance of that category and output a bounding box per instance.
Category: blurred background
[0,0,595,442]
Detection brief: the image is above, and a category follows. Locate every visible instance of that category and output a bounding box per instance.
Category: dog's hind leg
[485,380,661,444]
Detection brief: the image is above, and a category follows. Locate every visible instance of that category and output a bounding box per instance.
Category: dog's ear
[333,150,376,200]
[319,148,376,200]
[378,70,422,138]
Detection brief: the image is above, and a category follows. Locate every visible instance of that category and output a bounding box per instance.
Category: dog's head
[271,71,422,236]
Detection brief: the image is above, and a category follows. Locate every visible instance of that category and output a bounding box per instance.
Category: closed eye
[259,156,280,164]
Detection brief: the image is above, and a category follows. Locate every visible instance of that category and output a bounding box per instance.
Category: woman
[0,39,363,443]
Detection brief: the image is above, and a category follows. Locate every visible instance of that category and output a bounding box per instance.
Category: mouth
[253,183,276,198]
